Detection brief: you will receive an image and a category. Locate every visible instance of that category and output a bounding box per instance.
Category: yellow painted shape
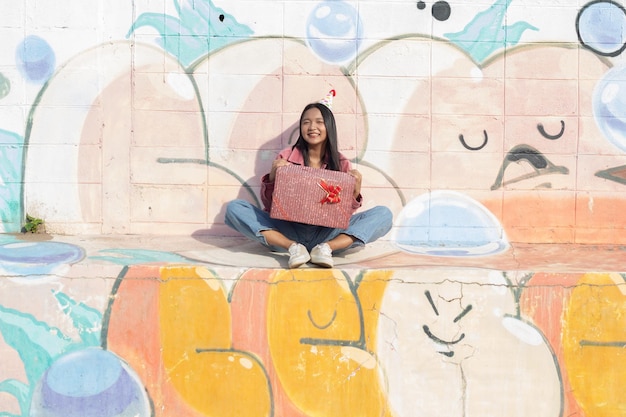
[159,265,272,416]
[268,269,389,417]
[160,265,231,354]
[563,272,626,416]
[163,350,271,417]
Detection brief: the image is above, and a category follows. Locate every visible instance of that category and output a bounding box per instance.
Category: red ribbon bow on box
[318,179,342,204]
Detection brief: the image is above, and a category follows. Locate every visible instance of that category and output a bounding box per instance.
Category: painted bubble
[593,62,626,153]
[15,35,56,83]
[0,241,84,278]
[306,0,363,64]
[30,348,151,417]
[577,0,626,57]
[392,190,509,256]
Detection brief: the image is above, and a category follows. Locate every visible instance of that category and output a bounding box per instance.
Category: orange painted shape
[106,265,205,417]
[520,272,585,417]
[231,269,308,417]
[105,265,162,380]
[106,265,272,417]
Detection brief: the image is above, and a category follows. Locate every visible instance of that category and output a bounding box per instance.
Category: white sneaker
[310,243,333,268]
[288,243,310,268]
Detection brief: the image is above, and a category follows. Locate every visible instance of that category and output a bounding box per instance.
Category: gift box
[270,164,356,229]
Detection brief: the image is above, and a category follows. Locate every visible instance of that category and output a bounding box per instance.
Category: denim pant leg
[224,199,270,246]
[325,205,393,250]
[224,199,305,252]
[225,200,393,253]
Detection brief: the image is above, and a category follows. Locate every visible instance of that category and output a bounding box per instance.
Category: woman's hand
[269,158,290,182]
[348,169,362,199]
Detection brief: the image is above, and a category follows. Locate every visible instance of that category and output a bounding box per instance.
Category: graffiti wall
[2,255,626,417]
[1,0,626,416]
[0,0,624,245]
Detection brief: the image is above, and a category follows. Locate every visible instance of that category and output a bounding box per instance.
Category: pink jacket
[261,146,363,212]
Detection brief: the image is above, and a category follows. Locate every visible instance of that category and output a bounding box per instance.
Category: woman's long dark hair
[293,102,341,171]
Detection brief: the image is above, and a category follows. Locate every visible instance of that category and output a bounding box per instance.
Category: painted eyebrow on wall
[425,290,473,322]
[425,290,438,315]
[453,304,473,323]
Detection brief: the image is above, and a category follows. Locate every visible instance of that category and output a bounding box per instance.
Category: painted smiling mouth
[423,325,465,357]
[491,144,569,190]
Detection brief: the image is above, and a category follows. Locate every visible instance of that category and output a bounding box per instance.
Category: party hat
[319,89,336,109]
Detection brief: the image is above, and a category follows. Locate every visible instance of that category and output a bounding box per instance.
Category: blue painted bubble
[306,0,363,64]
[31,348,150,417]
[593,63,626,153]
[392,191,508,257]
[577,0,626,57]
[15,35,56,83]
[0,241,84,277]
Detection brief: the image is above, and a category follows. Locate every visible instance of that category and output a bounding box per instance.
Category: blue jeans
[224,199,393,253]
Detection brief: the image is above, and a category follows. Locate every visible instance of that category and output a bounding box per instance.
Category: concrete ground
[2,232,625,278]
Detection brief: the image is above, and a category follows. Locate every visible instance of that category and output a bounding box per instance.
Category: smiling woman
[224,95,393,268]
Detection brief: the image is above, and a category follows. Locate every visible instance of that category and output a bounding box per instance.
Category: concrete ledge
[1,232,625,416]
[2,233,625,276]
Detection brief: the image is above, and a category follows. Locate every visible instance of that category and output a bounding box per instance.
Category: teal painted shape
[0,130,24,233]
[0,378,28,417]
[444,0,538,64]
[0,292,101,416]
[53,291,102,347]
[0,305,72,383]
[0,235,17,244]
[0,72,10,99]
[0,305,72,415]
[90,248,193,265]
[127,0,253,67]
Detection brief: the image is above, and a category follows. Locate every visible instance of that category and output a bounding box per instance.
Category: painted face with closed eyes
[359,38,619,244]
[376,268,562,417]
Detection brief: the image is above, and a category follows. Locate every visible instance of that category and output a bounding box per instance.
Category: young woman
[224,100,393,268]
